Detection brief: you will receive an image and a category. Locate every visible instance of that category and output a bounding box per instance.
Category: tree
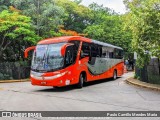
[0,10,40,61]
[83,25,105,40]
[84,3,133,58]
[74,0,82,4]
[56,0,93,33]
[59,29,79,36]
[124,0,160,67]
[88,3,116,24]
[12,0,64,38]
[0,0,12,12]
[0,0,134,62]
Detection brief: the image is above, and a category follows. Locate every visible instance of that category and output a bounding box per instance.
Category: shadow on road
[84,77,120,87]
[34,77,121,92]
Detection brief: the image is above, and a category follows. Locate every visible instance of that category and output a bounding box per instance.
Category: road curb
[0,79,30,83]
[126,77,160,91]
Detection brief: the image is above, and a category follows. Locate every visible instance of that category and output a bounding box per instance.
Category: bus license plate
[41,82,46,85]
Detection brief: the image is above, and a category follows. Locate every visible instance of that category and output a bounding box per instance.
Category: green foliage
[74,0,82,4]
[0,10,40,61]
[124,0,160,67]
[0,10,39,40]
[84,4,133,58]
[89,3,116,23]
[56,0,93,33]
[0,0,133,62]
[12,0,64,37]
[84,25,105,39]
[0,0,12,11]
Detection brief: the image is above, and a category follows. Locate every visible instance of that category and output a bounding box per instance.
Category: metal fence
[0,61,30,80]
[135,58,160,85]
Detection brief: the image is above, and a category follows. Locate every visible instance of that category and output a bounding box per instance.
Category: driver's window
[65,46,74,67]
[80,42,90,59]
[66,50,70,65]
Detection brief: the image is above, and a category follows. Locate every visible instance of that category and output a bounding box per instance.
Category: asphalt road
[0,72,160,120]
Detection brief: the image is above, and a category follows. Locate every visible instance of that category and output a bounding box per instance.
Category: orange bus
[24,36,124,88]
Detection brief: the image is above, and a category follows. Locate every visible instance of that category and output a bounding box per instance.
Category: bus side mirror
[24,46,35,58]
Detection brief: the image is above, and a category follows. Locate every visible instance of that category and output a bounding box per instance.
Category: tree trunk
[0,50,3,61]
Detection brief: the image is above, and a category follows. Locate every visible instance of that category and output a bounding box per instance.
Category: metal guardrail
[135,58,160,85]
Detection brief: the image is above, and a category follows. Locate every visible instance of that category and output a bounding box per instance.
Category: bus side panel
[85,60,124,82]
[61,41,90,85]
[116,62,124,76]
[63,63,81,85]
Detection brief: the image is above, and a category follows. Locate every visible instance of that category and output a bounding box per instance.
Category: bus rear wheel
[77,73,85,88]
[113,70,117,80]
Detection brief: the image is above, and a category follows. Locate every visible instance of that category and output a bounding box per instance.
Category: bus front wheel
[77,73,85,88]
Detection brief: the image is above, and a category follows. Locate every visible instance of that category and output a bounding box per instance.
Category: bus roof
[38,36,123,50]
[37,36,91,44]
[92,39,123,50]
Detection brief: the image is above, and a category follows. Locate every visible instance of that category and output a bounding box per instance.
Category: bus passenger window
[109,52,114,58]
[102,47,110,58]
[102,53,106,57]
[91,44,98,57]
[97,46,102,57]
[113,49,123,59]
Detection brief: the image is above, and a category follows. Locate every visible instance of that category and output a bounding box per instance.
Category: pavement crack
[136,91,147,101]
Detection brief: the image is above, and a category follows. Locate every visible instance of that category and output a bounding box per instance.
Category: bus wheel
[113,70,117,80]
[77,73,84,88]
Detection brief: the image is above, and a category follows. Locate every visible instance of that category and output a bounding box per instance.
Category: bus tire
[77,73,84,88]
[113,70,117,80]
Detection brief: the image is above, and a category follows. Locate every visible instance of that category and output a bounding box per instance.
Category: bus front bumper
[30,71,71,87]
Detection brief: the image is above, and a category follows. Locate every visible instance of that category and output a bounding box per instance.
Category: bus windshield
[31,42,66,72]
